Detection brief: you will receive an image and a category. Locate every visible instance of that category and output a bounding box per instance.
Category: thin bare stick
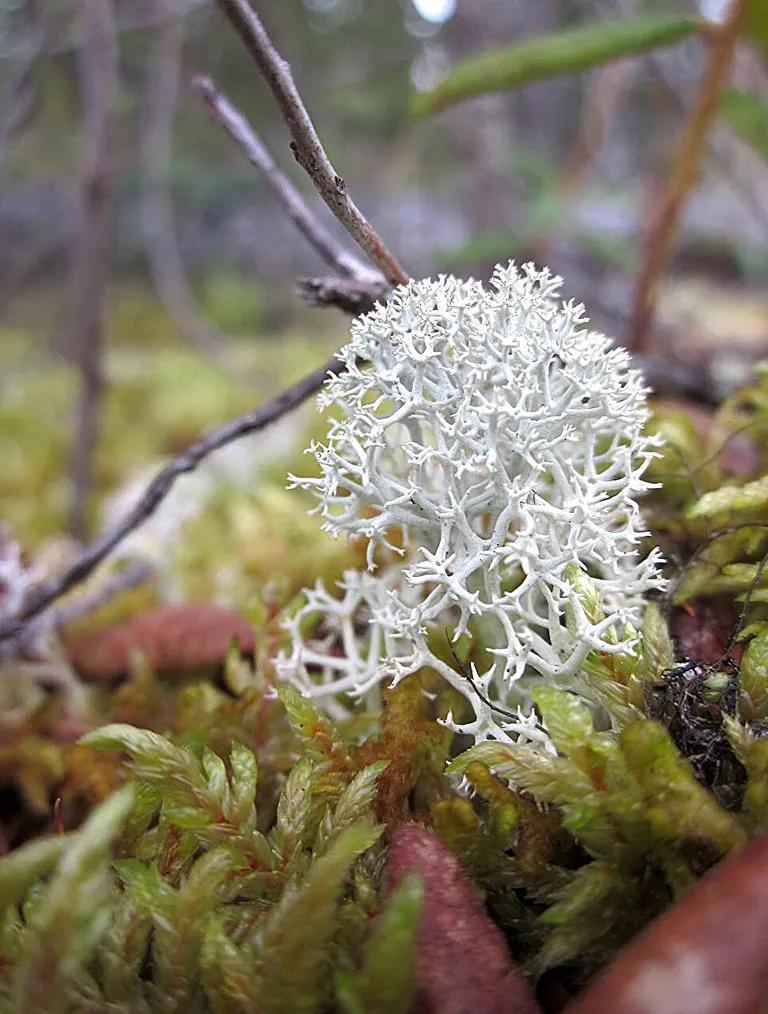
[192,74,378,282]
[212,0,408,287]
[628,0,749,351]
[67,0,119,541]
[298,275,390,315]
[0,353,345,645]
[50,559,156,630]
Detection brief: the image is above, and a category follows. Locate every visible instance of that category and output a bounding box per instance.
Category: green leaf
[83,724,272,868]
[462,762,520,850]
[738,631,768,722]
[229,741,258,827]
[533,862,635,975]
[320,761,388,852]
[277,685,352,773]
[620,722,746,854]
[96,897,152,1011]
[673,526,768,603]
[274,756,316,868]
[533,687,594,759]
[686,475,768,522]
[449,740,583,804]
[200,916,256,1014]
[638,602,675,680]
[0,835,70,910]
[723,716,768,827]
[413,15,699,115]
[644,409,707,507]
[202,748,230,814]
[80,725,205,806]
[721,89,768,162]
[12,786,134,1014]
[116,859,177,915]
[351,873,422,1014]
[564,564,604,635]
[258,820,382,1014]
[152,848,240,1011]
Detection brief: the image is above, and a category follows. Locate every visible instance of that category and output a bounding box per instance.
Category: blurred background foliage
[1,0,767,548]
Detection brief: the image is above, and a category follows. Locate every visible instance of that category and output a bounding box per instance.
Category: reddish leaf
[387,825,540,1014]
[64,603,255,680]
[566,833,768,1013]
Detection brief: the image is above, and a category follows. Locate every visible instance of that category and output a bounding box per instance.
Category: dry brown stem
[629,1,749,350]
[192,75,376,282]
[213,0,408,286]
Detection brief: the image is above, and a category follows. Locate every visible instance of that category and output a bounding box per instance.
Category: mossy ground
[3,284,768,1010]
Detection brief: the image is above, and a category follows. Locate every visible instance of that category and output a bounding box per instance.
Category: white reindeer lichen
[280,262,664,743]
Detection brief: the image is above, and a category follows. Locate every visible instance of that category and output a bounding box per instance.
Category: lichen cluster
[283,263,664,743]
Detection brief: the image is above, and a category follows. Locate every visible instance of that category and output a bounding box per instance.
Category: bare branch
[191,74,377,282]
[67,0,119,541]
[298,275,390,316]
[50,559,156,630]
[0,353,345,645]
[212,0,408,287]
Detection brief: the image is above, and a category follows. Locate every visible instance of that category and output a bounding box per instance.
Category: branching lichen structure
[281,263,664,743]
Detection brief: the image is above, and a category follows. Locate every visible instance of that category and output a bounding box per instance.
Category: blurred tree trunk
[142,0,236,369]
[67,0,118,542]
[0,0,44,189]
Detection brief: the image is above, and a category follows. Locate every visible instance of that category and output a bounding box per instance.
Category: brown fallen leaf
[387,824,540,1014]
[565,833,768,1014]
[64,602,255,680]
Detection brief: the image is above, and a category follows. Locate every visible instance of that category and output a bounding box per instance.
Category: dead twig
[628,0,749,351]
[297,274,390,315]
[212,0,408,286]
[0,0,407,647]
[49,558,156,630]
[192,75,378,283]
[0,353,345,645]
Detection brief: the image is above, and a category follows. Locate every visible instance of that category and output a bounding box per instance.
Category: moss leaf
[258,820,382,1014]
[11,786,134,1014]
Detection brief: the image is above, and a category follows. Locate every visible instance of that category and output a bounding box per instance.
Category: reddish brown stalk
[628,1,748,351]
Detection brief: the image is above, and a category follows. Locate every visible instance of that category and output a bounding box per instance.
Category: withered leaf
[387,824,540,1014]
[566,834,768,1013]
[64,603,255,680]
